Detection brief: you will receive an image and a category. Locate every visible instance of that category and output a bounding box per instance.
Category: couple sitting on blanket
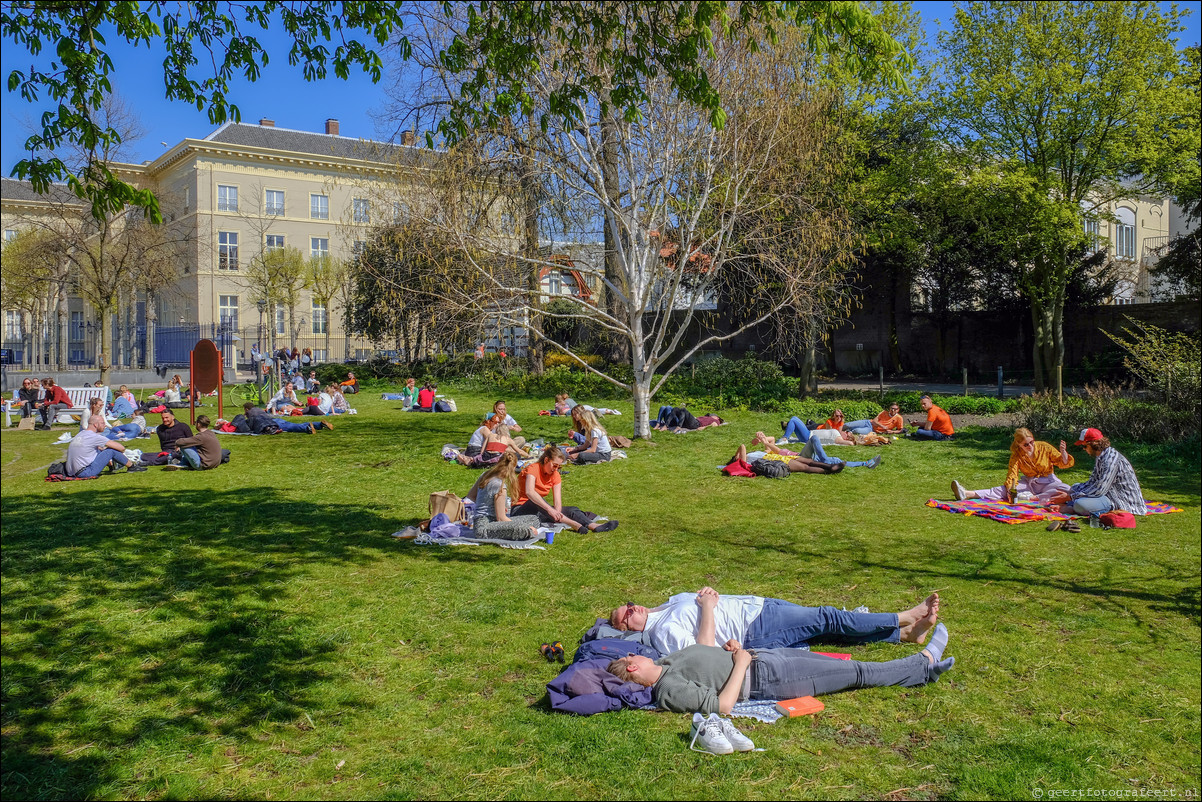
[605,587,952,714]
[463,446,620,540]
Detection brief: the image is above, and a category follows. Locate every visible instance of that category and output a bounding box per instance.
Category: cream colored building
[1085,193,1174,304]
[2,119,430,368]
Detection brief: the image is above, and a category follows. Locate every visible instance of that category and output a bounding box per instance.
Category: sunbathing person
[566,408,613,464]
[951,427,1073,502]
[778,417,855,446]
[608,609,954,715]
[757,431,881,470]
[872,402,905,434]
[609,587,939,655]
[462,452,542,541]
[652,405,722,432]
[819,408,875,436]
[509,445,619,533]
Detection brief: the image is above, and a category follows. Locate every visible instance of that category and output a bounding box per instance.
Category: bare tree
[372,23,856,436]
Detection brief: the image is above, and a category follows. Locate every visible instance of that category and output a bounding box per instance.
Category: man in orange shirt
[910,395,954,441]
[871,402,905,434]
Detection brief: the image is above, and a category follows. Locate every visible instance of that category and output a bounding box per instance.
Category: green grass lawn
[2,390,1199,800]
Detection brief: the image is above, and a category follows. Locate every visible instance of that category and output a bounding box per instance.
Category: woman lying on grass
[510,445,619,533]
[608,588,954,715]
[463,452,542,541]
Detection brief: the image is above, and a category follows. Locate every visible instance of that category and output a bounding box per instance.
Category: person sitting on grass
[462,452,542,541]
[610,587,940,655]
[509,445,619,533]
[66,414,132,477]
[552,393,574,416]
[951,427,1073,503]
[328,385,350,414]
[340,372,360,395]
[778,417,856,446]
[80,398,144,440]
[872,402,906,434]
[817,408,875,436]
[165,415,229,471]
[266,381,301,414]
[399,377,417,409]
[416,381,437,411]
[305,371,321,393]
[607,592,954,715]
[1046,428,1147,518]
[457,424,531,467]
[909,395,955,441]
[486,401,524,437]
[566,408,613,464]
[111,385,139,417]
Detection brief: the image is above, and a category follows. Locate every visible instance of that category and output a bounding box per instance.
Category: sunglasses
[618,601,637,627]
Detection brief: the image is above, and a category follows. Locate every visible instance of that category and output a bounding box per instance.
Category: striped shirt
[1070,447,1147,515]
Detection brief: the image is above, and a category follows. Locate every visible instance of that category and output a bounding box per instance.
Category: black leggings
[510,500,595,528]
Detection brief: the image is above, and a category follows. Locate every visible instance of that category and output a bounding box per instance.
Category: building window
[1084,219,1100,253]
[312,348,327,362]
[353,198,371,223]
[217,185,238,212]
[275,308,286,335]
[265,189,285,216]
[310,194,329,220]
[219,231,239,270]
[4,228,17,243]
[311,237,329,259]
[393,201,408,222]
[352,240,366,256]
[1116,223,1136,258]
[70,311,84,341]
[219,295,239,329]
[547,272,563,295]
[265,234,285,251]
[4,310,22,339]
[312,301,327,334]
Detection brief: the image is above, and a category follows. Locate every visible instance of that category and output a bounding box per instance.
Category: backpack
[751,458,790,479]
[46,461,67,479]
[433,399,453,413]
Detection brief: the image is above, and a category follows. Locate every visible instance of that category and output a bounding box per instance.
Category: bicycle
[228,380,264,407]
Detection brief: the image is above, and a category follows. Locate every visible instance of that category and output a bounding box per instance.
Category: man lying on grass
[608,588,955,715]
[610,588,938,655]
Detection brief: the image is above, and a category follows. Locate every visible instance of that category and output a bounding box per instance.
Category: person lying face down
[609,586,940,656]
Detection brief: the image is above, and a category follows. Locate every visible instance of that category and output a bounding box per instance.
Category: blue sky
[1,1,1198,173]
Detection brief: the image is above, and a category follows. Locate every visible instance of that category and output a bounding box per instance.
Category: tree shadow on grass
[0,486,398,800]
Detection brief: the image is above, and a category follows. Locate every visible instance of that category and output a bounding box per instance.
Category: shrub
[1104,319,1201,415]
[1016,383,1199,444]
[544,352,606,370]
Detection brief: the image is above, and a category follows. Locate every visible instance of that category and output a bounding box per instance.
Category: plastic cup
[544,530,554,545]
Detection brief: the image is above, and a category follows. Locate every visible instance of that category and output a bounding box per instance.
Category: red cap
[1075,427,1104,446]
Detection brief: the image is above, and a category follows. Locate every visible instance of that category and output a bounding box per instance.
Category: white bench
[55,386,110,423]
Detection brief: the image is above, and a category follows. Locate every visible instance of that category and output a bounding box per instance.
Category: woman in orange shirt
[951,427,1073,502]
[509,445,619,533]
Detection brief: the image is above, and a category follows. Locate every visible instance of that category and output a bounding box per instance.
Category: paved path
[818,379,1036,399]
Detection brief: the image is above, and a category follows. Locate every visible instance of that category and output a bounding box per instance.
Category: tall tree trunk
[600,112,630,365]
[55,285,67,370]
[888,265,902,373]
[145,292,158,370]
[98,305,113,386]
[518,136,545,375]
[630,313,650,438]
[1030,301,1051,392]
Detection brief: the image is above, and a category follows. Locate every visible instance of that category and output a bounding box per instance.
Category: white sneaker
[55,432,73,444]
[689,712,734,755]
[710,713,754,752]
[125,449,142,464]
[951,480,967,501]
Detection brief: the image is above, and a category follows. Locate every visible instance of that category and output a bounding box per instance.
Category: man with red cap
[1048,428,1146,517]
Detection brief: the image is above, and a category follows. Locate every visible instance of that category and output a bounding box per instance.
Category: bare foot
[899,592,940,644]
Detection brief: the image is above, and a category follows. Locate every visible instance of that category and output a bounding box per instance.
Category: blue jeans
[783,417,813,443]
[744,600,900,649]
[74,448,129,478]
[844,419,872,435]
[1067,496,1114,515]
[180,447,202,469]
[272,418,312,433]
[749,650,929,700]
[801,434,872,468]
[654,406,674,427]
[912,428,951,441]
[103,423,143,439]
[111,398,136,417]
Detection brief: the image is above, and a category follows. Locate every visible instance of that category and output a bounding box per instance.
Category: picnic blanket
[926,497,1184,525]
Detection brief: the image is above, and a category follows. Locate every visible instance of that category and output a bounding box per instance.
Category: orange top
[873,411,904,432]
[926,405,954,436]
[1004,441,1073,489]
[340,378,358,388]
[818,418,841,430]
[516,461,561,504]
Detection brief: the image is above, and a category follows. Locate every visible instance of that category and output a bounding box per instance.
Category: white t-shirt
[317,392,334,415]
[468,426,489,450]
[643,593,766,655]
[811,429,841,444]
[66,430,112,475]
[590,427,611,453]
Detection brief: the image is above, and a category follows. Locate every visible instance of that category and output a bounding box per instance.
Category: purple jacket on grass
[546,658,655,715]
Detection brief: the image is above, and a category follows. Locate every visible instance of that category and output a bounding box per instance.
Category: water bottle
[1089,514,1101,528]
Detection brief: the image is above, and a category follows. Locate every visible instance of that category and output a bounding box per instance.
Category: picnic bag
[1099,510,1136,529]
[433,399,453,413]
[750,458,790,479]
[610,435,632,448]
[722,458,756,478]
[429,490,467,523]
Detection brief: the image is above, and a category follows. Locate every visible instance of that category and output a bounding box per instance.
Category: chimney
[259,118,275,127]
[325,118,340,136]
[401,130,415,147]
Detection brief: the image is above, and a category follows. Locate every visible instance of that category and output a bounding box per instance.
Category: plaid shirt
[1070,447,1147,515]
